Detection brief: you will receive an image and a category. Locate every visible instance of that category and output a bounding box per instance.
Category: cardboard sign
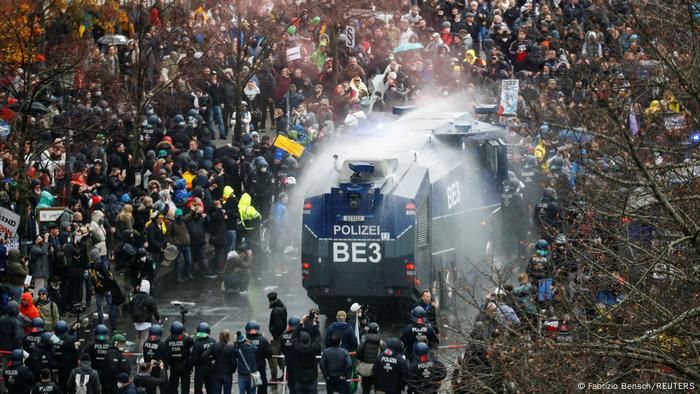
[38,207,65,223]
[0,207,20,237]
[274,135,305,158]
[286,46,301,62]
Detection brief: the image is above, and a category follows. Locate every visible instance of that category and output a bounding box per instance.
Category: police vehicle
[301,108,509,318]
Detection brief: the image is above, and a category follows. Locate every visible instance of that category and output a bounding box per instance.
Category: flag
[630,110,639,136]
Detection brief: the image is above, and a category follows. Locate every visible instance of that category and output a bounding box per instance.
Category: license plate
[342,215,365,222]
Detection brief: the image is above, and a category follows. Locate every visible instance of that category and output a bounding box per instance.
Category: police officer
[143,324,167,363]
[407,342,447,394]
[104,334,130,394]
[280,317,300,394]
[547,156,571,203]
[23,318,45,353]
[245,320,272,394]
[53,320,79,391]
[400,307,439,362]
[527,240,553,306]
[534,187,564,239]
[165,321,193,394]
[142,324,168,394]
[27,332,55,380]
[3,349,35,394]
[500,177,527,259]
[371,337,407,394]
[31,369,61,394]
[518,154,544,207]
[83,324,111,390]
[191,322,216,394]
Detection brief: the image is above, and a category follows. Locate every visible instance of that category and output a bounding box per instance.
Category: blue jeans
[177,246,193,275]
[96,291,116,329]
[212,372,233,394]
[209,105,227,137]
[538,278,553,303]
[238,376,256,394]
[295,380,318,394]
[227,230,237,253]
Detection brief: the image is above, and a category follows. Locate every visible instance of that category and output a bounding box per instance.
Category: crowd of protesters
[0,0,694,392]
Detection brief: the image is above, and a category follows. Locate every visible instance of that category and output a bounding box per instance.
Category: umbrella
[393,43,424,53]
[97,34,128,46]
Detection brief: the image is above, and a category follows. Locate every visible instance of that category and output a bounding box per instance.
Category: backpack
[75,372,90,394]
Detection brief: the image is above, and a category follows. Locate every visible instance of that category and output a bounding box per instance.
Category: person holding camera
[134,360,167,394]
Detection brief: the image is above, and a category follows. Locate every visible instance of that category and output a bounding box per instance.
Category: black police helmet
[149,324,163,337]
[245,321,261,334]
[386,337,404,353]
[197,322,211,334]
[54,320,69,336]
[32,317,45,328]
[40,332,53,345]
[414,342,430,357]
[288,317,301,329]
[11,349,23,363]
[543,187,557,200]
[170,321,184,335]
[94,324,109,341]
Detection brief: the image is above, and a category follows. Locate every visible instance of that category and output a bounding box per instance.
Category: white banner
[345,26,356,48]
[38,207,64,223]
[0,207,20,237]
[499,79,519,116]
[286,46,301,62]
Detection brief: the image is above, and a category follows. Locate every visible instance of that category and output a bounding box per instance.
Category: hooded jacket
[37,190,55,209]
[67,359,103,394]
[268,299,287,339]
[6,249,28,287]
[29,240,50,279]
[89,210,108,256]
[173,179,191,205]
[357,333,382,365]
[325,321,358,352]
[35,295,60,331]
[293,332,321,384]
[19,292,40,320]
[238,193,261,230]
[0,301,23,351]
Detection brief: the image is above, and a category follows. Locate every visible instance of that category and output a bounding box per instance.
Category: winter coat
[293,333,321,384]
[35,297,60,331]
[320,346,352,379]
[0,302,23,351]
[89,210,108,256]
[29,242,50,280]
[6,249,28,287]
[325,321,358,352]
[235,341,258,377]
[166,218,190,247]
[19,292,40,320]
[356,333,382,365]
[268,299,287,339]
[128,292,160,324]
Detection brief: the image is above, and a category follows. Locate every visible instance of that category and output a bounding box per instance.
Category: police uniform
[191,335,216,394]
[165,333,194,394]
[27,341,55,380]
[3,361,35,394]
[371,349,408,394]
[534,197,563,238]
[280,328,297,392]
[246,333,272,394]
[54,331,79,391]
[407,355,447,393]
[22,331,42,353]
[400,323,439,362]
[142,336,168,394]
[83,339,110,387]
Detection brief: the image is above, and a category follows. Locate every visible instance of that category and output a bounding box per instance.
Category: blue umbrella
[393,43,424,53]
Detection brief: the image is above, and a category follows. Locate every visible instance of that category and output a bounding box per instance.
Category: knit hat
[117,373,129,384]
[336,310,347,320]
